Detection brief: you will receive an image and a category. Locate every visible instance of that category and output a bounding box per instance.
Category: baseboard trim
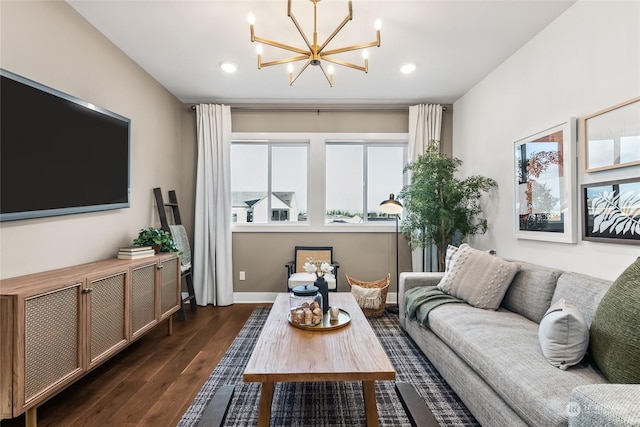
[233,291,397,304]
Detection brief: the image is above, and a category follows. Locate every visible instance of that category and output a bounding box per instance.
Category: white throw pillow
[437,243,519,310]
[538,299,589,370]
[444,244,495,272]
[445,244,459,271]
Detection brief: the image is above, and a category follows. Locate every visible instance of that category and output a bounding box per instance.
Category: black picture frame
[581,177,640,245]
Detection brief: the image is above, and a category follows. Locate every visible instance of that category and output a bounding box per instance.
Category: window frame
[325,140,408,225]
[231,132,408,233]
[231,139,310,226]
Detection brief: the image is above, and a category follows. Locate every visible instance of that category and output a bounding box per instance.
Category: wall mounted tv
[1,69,131,221]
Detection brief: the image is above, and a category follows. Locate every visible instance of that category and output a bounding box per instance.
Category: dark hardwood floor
[2,303,269,427]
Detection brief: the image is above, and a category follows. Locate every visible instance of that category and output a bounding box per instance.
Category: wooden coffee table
[243,292,396,426]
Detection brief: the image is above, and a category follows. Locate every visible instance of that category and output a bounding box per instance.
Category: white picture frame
[514,118,577,243]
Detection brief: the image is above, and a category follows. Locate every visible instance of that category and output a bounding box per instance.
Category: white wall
[453,0,640,281]
[0,2,187,278]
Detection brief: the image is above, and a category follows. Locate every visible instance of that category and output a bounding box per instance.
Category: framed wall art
[581,177,640,245]
[582,97,640,172]
[514,118,577,243]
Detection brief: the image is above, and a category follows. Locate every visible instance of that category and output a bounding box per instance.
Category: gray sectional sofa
[398,259,640,427]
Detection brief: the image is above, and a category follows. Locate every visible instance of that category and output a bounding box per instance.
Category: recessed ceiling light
[400,63,416,74]
[220,62,237,73]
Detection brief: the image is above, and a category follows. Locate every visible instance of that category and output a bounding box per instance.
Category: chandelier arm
[252,35,309,56]
[290,60,312,86]
[318,10,353,53]
[287,5,312,51]
[250,0,380,85]
[260,55,311,68]
[321,39,380,57]
[321,56,366,73]
[318,63,334,87]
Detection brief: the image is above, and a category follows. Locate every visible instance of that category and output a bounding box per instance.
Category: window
[231,132,408,229]
[271,209,289,221]
[326,142,406,224]
[231,142,308,224]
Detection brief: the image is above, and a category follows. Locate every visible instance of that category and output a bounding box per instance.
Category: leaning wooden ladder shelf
[153,187,197,320]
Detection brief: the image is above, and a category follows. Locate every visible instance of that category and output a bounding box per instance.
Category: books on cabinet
[117,245,155,259]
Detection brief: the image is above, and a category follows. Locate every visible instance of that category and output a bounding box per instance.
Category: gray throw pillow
[437,243,519,310]
[538,299,589,370]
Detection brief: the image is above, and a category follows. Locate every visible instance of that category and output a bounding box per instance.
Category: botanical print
[583,179,640,244]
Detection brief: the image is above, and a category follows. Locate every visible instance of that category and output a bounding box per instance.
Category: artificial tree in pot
[399,141,497,272]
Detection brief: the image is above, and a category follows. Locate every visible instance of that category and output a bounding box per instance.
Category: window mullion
[267,144,273,223]
[363,143,369,222]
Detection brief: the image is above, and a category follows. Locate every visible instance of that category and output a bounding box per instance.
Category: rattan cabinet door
[159,257,180,320]
[23,284,83,409]
[87,271,128,369]
[131,263,157,339]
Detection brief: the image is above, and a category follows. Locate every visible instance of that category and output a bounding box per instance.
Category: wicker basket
[345,274,390,317]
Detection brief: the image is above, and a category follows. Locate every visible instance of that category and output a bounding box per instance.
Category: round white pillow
[538,298,589,370]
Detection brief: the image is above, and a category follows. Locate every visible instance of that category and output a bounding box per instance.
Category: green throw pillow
[589,257,640,384]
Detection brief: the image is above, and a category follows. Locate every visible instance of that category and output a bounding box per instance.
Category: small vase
[315,276,329,313]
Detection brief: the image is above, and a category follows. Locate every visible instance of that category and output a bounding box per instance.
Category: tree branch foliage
[398,142,497,271]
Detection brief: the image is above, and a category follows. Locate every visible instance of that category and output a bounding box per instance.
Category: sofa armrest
[569,384,640,426]
[398,272,445,329]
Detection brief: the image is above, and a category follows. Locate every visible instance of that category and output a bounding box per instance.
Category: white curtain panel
[407,104,443,272]
[408,103,442,162]
[194,104,234,306]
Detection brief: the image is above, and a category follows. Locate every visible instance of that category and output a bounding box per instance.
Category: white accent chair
[285,246,340,292]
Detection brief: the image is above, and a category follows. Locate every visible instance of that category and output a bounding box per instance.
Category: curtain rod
[189,104,447,112]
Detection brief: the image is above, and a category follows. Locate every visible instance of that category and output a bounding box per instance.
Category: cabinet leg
[167,315,173,336]
[26,407,37,427]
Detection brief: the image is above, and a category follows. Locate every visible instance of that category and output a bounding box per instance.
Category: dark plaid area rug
[179,307,478,426]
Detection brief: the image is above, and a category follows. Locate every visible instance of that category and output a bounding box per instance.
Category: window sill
[231,222,398,233]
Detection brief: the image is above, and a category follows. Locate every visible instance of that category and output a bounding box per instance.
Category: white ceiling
[67,0,575,107]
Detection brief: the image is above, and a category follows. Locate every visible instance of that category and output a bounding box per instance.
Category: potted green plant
[399,141,497,272]
[133,227,180,253]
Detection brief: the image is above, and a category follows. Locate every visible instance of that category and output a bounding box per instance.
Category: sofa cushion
[501,261,561,323]
[551,272,611,328]
[569,384,640,427]
[425,304,607,426]
[590,257,640,384]
[444,244,458,271]
[437,244,520,310]
[538,299,589,370]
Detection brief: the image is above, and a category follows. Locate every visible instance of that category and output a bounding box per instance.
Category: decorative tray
[288,308,351,331]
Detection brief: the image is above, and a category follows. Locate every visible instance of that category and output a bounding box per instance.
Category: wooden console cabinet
[0,253,180,425]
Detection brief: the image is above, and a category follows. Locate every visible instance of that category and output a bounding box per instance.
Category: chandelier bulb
[375,19,382,30]
[362,49,369,59]
[327,65,335,75]
[287,63,294,73]
[248,13,255,25]
[256,44,263,55]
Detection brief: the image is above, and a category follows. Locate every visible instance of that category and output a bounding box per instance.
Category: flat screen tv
[1,69,131,221]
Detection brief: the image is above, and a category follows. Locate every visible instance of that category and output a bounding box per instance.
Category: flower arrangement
[303,257,333,279]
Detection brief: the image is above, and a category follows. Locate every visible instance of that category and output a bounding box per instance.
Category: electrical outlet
[239,271,246,281]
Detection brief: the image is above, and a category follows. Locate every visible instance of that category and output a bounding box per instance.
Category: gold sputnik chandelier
[248,0,381,87]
